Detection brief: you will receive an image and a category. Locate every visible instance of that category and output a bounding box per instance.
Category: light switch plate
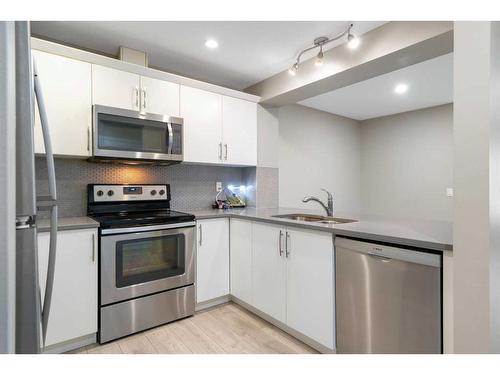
[216,182,223,192]
[446,188,454,197]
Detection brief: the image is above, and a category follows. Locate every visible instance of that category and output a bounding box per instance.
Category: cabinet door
[33,50,92,157]
[180,86,223,164]
[196,219,229,303]
[285,228,334,349]
[222,96,257,166]
[38,229,98,347]
[229,219,253,304]
[140,76,179,116]
[251,222,286,323]
[92,64,140,110]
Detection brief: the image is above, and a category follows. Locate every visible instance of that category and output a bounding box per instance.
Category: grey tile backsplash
[35,158,247,218]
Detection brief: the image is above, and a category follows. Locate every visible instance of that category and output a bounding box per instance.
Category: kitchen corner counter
[189,207,453,252]
[37,216,100,233]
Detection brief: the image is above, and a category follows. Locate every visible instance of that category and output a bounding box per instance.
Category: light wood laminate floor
[72,302,318,354]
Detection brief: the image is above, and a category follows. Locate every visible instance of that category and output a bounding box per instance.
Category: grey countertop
[39,208,452,251]
[37,216,99,233]
[189,207,453,252]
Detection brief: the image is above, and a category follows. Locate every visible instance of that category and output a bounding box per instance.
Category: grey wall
[278,104,361,212]
[360,104,453,221]
[36,158,245,217]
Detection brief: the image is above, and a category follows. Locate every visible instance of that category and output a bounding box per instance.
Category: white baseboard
[195,295,231,312]
[42,334,96,354]
[230,296,335,354]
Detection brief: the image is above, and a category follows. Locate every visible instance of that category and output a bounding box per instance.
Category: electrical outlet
[216,182,222,192]
[446,188,454,197]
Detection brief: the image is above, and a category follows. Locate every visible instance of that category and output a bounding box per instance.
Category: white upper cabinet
[38,229,98,348]
[285,228,334,350]
[92,64,141,110]
[222,96,257,166]
[196,218,230,303]
[139,76,180,116]
[180,85,257,166]
[33,50,92,157]
[180,85,223,164]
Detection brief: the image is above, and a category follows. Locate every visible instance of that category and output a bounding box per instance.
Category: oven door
[93,105,183,162]
[100,223,195,305]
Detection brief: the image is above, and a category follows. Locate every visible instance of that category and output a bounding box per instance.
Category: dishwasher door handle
[368,252,392,262]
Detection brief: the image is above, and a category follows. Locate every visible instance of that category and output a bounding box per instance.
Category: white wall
[278,104,361,212]
[360,104,453,221]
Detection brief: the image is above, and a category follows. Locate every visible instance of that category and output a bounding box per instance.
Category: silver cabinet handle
[279,230,284,256]
[224,144,228,160]
[87,126,90,152]
[199,224,203,246]
[91,233,96,262]
[218,142,223,161]
[134,87,139,109]
[285,232,291,258]
[142,88,147,110]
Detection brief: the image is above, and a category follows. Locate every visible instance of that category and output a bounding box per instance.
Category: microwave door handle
[167,123,173,154]
[34,57,58,346]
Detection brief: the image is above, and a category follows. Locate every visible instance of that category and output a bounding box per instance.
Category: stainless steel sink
[271,213,357,225]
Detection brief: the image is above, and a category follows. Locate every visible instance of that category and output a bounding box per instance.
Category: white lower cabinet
[37,228,98,348]
[236,220,335,351]
[229,219,253,304]
[196,218,230,303]
[251,223,287,323]
[285,228,334,349]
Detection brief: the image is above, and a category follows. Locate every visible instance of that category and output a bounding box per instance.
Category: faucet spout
[302,189,334,216]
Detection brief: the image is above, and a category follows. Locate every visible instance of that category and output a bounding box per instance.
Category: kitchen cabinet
[92,65,180,116]
[251,222,287,323]
[222,96,257,166]
[139,76,180,116]
[181,85,257,166]
[249,221,335,350]
[92,64,141,110]
[196,218,230,303]
[180,85,223,164]
[229,219,253,304]
[37,229,98,347]
[33,50,92,157]
[285,228,334,349]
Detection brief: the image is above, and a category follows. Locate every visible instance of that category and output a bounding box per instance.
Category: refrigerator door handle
[33,58,58,345]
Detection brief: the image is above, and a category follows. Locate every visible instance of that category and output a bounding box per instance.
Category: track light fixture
[288,23,358,76]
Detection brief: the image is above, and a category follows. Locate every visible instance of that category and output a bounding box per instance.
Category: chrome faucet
[302,188,334,217]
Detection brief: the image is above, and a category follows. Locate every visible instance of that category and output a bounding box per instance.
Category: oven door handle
[100,221,196,235]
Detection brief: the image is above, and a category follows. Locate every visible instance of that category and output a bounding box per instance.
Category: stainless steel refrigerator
[0,21,58,354]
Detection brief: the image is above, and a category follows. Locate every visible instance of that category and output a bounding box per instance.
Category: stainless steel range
[87,184,196,343]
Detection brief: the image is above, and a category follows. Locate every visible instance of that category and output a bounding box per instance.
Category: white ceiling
[31,21,386,90]
[299,53,453,121]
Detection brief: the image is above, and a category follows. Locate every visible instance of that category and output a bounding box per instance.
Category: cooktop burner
[87,184,195,229]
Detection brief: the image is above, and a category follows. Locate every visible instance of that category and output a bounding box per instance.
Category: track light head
[315,47,324,66]
[288,62,299,76]
[347,32,360,49]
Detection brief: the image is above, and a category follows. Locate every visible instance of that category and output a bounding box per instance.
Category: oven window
[97,113,168,154]
[115,234,185,288]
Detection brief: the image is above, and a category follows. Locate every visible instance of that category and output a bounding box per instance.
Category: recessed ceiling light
[394,83,409,94]
[205,39,218,49]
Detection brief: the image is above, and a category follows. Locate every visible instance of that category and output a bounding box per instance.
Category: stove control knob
[151,190,157,196]
[107,190,114,197]
[97,190,104,197]
[159,189,165,196]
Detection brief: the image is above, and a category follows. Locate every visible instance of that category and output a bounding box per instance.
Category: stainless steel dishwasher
[335,237,442,354]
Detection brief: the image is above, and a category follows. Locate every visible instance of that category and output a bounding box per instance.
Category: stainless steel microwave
[91,105,183,165]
